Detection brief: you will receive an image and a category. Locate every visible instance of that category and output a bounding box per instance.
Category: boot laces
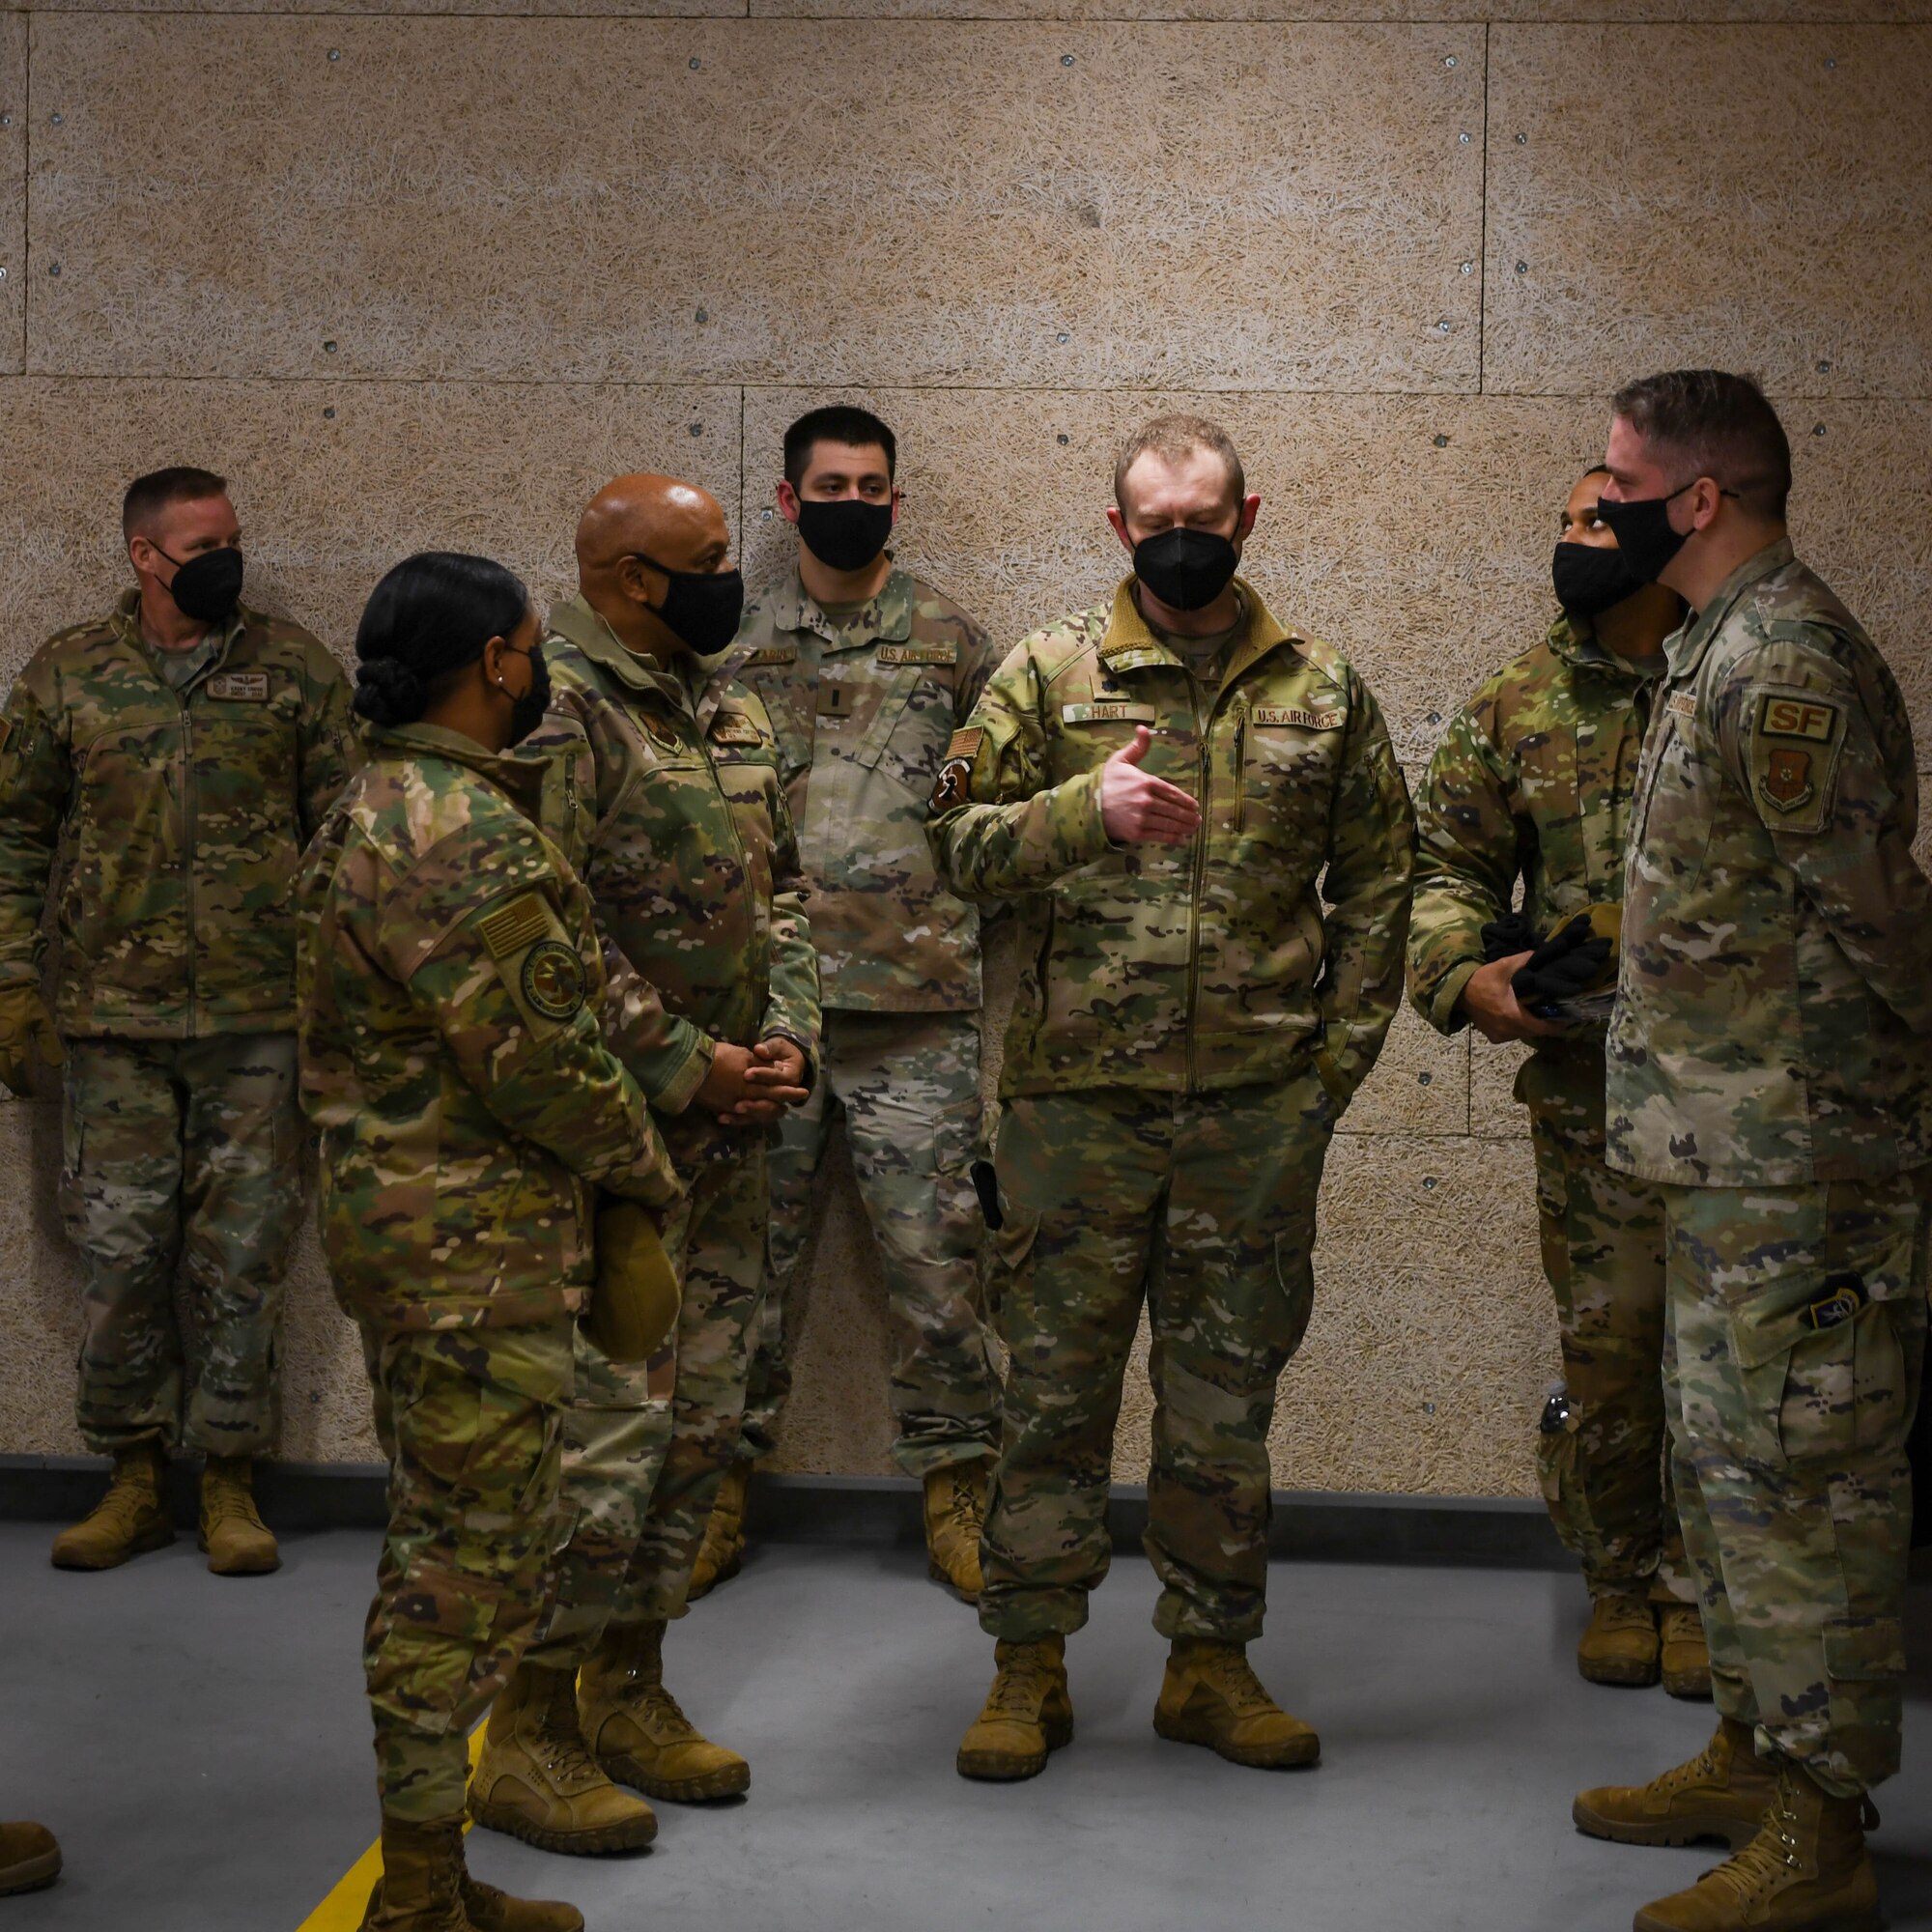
[985,1648,1055,1719]
[1595,1595,1655,1634]
[945,1475,985,1540]
[203,1467,265,1529]
[1651,1736,1724,1797]
[533,1682,602,1786]
[1705,1797,1805,1901]
[1201,1649,1277,1716]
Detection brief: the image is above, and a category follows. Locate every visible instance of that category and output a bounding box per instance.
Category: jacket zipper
[694,699,758,1033]
[1183,672,1209,1096]
[180,690,197,1039]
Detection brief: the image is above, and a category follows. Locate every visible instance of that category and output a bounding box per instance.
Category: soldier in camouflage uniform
[0,467,355,1577]
[465,473,818,1856]
[298,552,680,1932]
[929,415,1413,1782]
[1409,467,1709,1697]
[693,405,1001,1605]
[1569,373,1932,1932]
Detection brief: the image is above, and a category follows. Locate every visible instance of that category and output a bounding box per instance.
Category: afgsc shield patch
[521,938,586,1022]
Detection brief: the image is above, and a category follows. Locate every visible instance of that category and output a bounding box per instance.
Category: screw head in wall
[761,508,774,521]
[1418,1071,1433,1086]
[689,422,703,436]
[1062,53,1075,67]
[324,339,338,353]
[48,262,60,276]
[1812,423,1826,436]
[1423,1401,1436,1415]
[1515,260,1527,274]
[689,56,702,70]
[1459,131,1471,145]
[1444,54,1458,67]
[1423,1176,1438,1190]
[1057,434,1069,445]
[695,308,707,323]
[1825,56,1837,69]
[1460,260,1473,274]
[1515,131,1527,144]
[1427,711,1441,724]
[324,407,336,419]
[51,113,63,127]
[328,48,340,61]
[1433,434,1449,447]
[1057,331,1069,344]
[1436,319,1452,332]
[1817,359,1832,372]
[0,114,12,128]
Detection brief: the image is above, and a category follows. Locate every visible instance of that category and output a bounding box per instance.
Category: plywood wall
[2,3,1928,1501]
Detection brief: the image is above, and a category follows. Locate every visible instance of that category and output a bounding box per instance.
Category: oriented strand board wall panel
[27,17,1484,390]
[1485,25,1932,396]
[0,378,740,680]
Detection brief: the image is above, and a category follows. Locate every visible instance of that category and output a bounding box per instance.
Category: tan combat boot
[1574,1716,1778,1849]
[1660,1603,1713,1700]
[579,1620,750,1803]
[1153,1638,1321,1770]
[50,1441,173,1571]
[956,1635,1073,1782]
[923,1462,989,1602]
[686,1461,751,1602]
[360,1816,584,1932]
[1578,1591,1661,1687]
[1633,1760,1881,1932]
[199,1456,281,1577]
[469,1662,657,1854]
[0,1822,61,1897]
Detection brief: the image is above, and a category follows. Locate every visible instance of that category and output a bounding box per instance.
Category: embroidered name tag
[207,671,270,702]
[1251,705,1342,731]
[744,645,797,668]
[878,643,957,667]
[478,894,550,960]
[1759,695,1839,743]
[710,715,765,746]
[1063,701,1157,724]
[1667,692,1698,721]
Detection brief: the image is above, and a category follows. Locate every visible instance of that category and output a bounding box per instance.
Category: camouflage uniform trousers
[1660,1168,1930,1796]
[1530,1112,1692,1605]
[522,1321,676,1669]
[356,1316,574,1822]
[739,1009,998,1478]
[539,1143,769,1637]
[59,1033,303,1457]
[980,1069,1334,1644]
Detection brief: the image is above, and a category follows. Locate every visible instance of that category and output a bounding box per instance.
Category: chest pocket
[1239,703,1344,863]
[855,665,956,796]
[1630,698,1718,895]
[1512,724,1585,908]
[707,711,782,856]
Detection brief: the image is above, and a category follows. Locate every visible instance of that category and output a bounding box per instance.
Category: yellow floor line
[296,1725,488,1932]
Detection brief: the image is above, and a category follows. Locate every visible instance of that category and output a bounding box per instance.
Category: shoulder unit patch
[520,938,586,1022]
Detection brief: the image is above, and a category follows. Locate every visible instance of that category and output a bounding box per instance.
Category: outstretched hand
[1099,726,1201,847]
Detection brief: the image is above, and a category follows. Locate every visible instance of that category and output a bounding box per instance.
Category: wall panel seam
[1476,19,1488,394]
[17,9,29,371]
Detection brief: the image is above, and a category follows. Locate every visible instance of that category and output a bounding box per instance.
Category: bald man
[467,475,819,1857]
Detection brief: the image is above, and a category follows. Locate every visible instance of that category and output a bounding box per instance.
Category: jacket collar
[1096,575,1298,690]
[366,721,552,821]
[1666,537,1795,681]
[1546,610,1662,689]
[546,594,690,707]
[108,588,248,683]
[768,564,915,650]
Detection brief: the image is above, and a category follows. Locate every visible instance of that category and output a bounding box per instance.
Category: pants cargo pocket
[1271,1229,1318,1363]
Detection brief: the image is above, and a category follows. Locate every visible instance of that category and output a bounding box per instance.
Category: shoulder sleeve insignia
[1748,687,1845,834]
[930,725,985,813]
[478,893,551,960]
[521,938,586,1022]
[709,712,766,747]
[942,726,984,761]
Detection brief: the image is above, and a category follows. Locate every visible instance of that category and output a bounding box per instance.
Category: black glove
[1480,912,1540,964]
[1512,916,1613,1009]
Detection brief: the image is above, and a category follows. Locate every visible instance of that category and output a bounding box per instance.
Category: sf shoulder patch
[521,938,586,1022]
[929,726,984,813]
[478,893,551,960]
[1749,688,1844,835]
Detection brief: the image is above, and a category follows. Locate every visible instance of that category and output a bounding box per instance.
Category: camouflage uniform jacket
[0,591,355,1038]
[722,565,996,1012]
[1607,538,1932,1186]
[927,576,1414,1100]
[525,595,820,1166]
[297,722,678,1333]
[1408,611,1658,1135]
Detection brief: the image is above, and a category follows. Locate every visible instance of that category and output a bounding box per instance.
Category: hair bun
[353,654,425,727]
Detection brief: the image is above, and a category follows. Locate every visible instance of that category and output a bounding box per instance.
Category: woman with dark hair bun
[297,552,680,1932]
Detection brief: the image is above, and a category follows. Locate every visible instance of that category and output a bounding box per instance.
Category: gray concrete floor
[3,1523,1928,1932]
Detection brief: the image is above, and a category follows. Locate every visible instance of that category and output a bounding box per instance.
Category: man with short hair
[467,473,819,1856]
[690,405,1002,1603]
[0,467,355,1577]
[1408,467,1707,1697]
[1572,371,1932,1932]
[929,413,1413,1782]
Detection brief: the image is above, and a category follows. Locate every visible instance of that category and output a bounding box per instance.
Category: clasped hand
[696,1037,810,1127]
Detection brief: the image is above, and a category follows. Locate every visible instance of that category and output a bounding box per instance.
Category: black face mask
[635,554,746,657]
[156,545,244,626]
[503,641,552,747]
[1550,540,1651,620]
[796,498,894,575]
[1132,527,1240,612]
[1594,483,1698,585]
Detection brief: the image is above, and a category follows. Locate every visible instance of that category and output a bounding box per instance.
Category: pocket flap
[1822,1615,1905,1682]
